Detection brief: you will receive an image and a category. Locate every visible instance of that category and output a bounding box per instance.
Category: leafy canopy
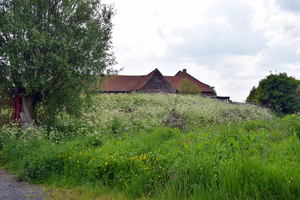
[257,72,300,114]
[0,0,116,122]
[246,86,258,104]
[178,78,201,95]
[210,86,217,96]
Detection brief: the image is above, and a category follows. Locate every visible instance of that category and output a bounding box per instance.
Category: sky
[101,0,300,102]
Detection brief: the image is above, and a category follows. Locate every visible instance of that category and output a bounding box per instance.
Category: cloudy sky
[101,0,300,102]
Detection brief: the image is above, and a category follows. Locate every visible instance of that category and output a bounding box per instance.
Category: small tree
[211,86,217,96]
[257,72,300,114]
[178,78,201,95]
[161,94,187,130]
[246,86,259,104]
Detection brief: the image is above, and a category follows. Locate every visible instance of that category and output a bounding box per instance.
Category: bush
[178,78,201,95]
[161,109,187,129]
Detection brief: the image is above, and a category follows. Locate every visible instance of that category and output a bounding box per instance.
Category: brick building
[100,68,214,96]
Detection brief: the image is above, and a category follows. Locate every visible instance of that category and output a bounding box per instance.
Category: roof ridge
[174,70,182,76]
[131,68,158,92]
[106,75,143,77]
[100,68,213,94]
[184,73,212,88]
[130,75,145,92]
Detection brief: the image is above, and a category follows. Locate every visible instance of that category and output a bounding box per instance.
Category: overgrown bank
[1,94,299,199]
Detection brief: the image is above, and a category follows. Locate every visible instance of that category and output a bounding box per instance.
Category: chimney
[183,69,187,73]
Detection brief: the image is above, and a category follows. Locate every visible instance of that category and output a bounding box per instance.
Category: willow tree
[0,0,116,123]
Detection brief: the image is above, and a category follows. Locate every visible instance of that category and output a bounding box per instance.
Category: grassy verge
[1,94,299,199]
[1,115,300,199]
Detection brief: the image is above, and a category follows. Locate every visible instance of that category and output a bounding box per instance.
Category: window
[154,83,161,89]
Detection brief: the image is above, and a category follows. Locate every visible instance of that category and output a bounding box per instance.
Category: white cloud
[101,0,300,101]
[275,0,300,13]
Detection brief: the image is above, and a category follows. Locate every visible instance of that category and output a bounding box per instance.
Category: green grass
[0,94,300,199]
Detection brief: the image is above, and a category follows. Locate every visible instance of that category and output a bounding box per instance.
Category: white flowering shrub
[88,93,273,132]
[0,123,48,150]
[0,93,273,147]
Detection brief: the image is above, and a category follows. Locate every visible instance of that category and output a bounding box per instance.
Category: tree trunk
[20,96,36,125]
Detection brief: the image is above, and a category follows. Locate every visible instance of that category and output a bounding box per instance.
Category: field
[1,93,300,199]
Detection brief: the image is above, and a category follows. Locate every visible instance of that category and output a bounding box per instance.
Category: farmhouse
[100,68,214,96]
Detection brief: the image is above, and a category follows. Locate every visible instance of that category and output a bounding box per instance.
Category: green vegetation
[1,94,300,199]
[246,86,258,104]
[252,72,300,115]
[0,0,116,123]
[210,86,217,96]
[178,78,201,95]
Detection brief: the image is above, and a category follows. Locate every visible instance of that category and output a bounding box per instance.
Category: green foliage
[111,115,122,135]
[246,85,259,104]
[211,86,217,96]
[178,78,201,95]
[282,114,300,139]
[2,116,300,199]
[0,0,116,122]
[257,72,300,114]
[0,94,280,199]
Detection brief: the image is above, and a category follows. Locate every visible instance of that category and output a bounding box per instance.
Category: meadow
[1,93,300,199]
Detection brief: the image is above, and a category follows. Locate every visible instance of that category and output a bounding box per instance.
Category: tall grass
[1,94,299,199]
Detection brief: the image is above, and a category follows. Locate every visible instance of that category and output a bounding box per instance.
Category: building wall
[138,70,177,93]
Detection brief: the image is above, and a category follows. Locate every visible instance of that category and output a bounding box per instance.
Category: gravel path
[0,168,49,200]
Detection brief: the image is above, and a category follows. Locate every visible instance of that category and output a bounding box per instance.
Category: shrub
[178,78,201,95]
[161,109,187,129]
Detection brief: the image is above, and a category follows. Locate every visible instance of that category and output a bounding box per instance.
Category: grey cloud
[161,0,267,63]
[260,43,300,70]
[160,0,300,74]
[207,0,255,31]
[276,0,300,13]
[115,0,300,102]
[163,23,267,62]
[283,24,300,38]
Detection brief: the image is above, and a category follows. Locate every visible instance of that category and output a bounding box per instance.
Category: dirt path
[0,168,49,200]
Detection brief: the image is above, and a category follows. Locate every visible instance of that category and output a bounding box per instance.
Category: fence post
[13,94,20,123]
[0,95,19,128]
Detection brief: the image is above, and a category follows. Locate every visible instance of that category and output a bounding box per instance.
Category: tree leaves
[178,78,201,95]
[0,0,117,122]
[257,72,300,114]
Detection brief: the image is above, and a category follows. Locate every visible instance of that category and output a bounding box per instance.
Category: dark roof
[131,69,156,92]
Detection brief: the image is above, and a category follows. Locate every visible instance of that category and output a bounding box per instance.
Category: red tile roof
[100,69,157,93]
[130,69,156,92]
[100,69,213,93]
[164,76,182,89]
[166,70,213,92]
[100,75,143,92]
